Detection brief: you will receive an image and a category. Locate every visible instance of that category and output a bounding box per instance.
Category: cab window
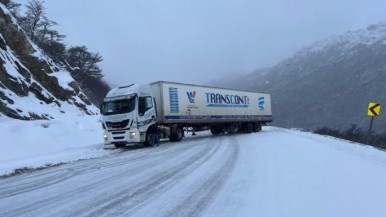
[138,96,153,116]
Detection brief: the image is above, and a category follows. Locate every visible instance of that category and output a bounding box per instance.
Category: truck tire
[175,127,184,141]
[253,123,262,132]
[247,123,254,133]
[242,122,253,133]
[169,126,184,142]
[227,123,239,134]
[210,126,222,135]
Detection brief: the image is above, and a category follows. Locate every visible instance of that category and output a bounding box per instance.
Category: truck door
[137,96,156,131]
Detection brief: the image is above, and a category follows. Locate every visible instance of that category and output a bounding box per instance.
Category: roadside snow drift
[0,115,113,175]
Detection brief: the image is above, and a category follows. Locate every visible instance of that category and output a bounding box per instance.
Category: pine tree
[66,46,104,79]
[66,45,109,105]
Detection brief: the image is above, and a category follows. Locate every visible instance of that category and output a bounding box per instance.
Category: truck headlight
[103,133,108,140]
[130,132,136,138]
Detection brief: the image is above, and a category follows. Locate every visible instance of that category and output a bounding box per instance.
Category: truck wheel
[227,123,239,134]
[243,123,253,133]
[175,127,184,141]
[169,126,184,142]
[210,126,222,135]
[253,123,262,132]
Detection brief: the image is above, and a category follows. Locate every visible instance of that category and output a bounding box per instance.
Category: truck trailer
[100,81,273,148]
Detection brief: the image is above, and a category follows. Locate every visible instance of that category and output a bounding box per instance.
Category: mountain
[0,4,98,120]
[216,22,386,132]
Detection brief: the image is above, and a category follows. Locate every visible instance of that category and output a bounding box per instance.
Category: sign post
[367,102,381,133]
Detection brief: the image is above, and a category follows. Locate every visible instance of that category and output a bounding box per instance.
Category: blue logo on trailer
[258,97,265,111]
[186,91,196,103]
[205,92,250,108]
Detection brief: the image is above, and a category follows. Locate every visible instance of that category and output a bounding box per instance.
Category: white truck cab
[100,84,156,148]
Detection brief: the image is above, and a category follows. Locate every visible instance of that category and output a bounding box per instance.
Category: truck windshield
[101,98,136,115]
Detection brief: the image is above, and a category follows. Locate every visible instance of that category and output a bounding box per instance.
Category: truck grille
[113,136,124,140]
[106,119,130,129]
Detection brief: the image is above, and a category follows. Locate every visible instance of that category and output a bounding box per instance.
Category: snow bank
[0,115,115,175]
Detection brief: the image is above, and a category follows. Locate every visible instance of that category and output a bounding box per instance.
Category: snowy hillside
[0,4,98,120]
[216,21,386,132]
[300,21,386,55]
[1,126,386,217]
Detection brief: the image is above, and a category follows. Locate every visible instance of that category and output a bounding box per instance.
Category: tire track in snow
[166,137,240,217]
[0,137,217,217]
[79,138,223,217]
[0,140,200,198]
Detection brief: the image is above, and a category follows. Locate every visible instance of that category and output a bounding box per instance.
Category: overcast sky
[16,0,386,86]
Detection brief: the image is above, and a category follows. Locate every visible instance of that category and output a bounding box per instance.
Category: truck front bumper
[103,129,141,145]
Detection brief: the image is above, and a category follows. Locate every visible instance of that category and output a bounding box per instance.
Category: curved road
[0,133,241,217]
[3,128,386,217]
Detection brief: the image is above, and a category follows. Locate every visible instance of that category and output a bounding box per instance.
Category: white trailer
[100,81,272,148]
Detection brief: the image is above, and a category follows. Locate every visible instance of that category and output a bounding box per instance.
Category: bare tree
[20,0,46,41]
[17,0,66,64]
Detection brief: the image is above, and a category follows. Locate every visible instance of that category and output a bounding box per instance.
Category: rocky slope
[0,4,98,120]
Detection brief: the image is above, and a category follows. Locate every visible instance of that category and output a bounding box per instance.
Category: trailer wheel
[253,123,262,132]
[227,123,239,134]
[243,122,253,133]
[210,126,222,135]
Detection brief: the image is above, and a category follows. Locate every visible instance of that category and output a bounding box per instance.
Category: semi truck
[100,81,273,148]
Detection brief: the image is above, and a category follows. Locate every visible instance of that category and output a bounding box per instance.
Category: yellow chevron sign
[368,102,381,116]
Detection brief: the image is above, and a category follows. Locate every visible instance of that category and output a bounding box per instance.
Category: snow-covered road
[1,127,386,217]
